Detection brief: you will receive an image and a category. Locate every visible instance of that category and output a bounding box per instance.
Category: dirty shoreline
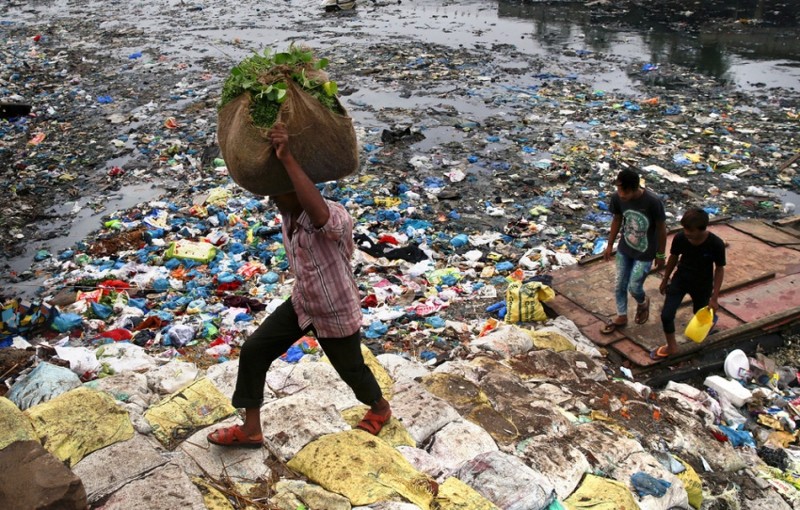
[1,0,800,509]
[0,0,798,292]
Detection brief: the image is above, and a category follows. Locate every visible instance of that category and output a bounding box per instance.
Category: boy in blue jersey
[602,169,667,334]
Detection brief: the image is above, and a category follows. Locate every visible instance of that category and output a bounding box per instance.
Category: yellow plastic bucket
[685,306,715,343]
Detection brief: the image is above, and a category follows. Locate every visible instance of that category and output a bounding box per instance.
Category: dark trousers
[660,274,712,334]
[231,298,382,409]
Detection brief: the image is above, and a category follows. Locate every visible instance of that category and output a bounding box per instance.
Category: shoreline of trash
[1,0,800,508]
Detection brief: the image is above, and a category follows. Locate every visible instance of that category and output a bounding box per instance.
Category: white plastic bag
[55,345,102,378]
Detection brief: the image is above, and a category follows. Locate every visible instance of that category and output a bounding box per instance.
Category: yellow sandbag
[192,477,236,510]
[505,281,554,324]
[144,377,235,449]
[420,372,519,444]
[341,405,415,447]
[675,457,703,509]
[0,396,37,450]
[685,306,714,343]
[529,330,576,352]
[563,474,638,510]
[24,386,134,467]
[287,429,437,509]
[435,477,500,509]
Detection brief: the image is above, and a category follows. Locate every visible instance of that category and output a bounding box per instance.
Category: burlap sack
[217,79,359,196]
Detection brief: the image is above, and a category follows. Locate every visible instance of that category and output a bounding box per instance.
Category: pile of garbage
[0,18,799,271]
[3,315,800,509]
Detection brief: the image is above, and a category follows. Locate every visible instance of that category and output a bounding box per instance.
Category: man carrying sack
[208,123,392,447]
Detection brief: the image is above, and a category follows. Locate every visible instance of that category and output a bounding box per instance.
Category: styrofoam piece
[704,375,753,408]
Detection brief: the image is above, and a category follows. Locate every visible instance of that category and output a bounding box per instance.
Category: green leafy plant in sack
[219,44,343,128]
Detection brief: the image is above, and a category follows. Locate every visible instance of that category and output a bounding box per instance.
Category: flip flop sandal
[207,425,263,448]
[356,409,392,435]
[600,320,627,335]
[635,297,650,325]
[649,345,670,361]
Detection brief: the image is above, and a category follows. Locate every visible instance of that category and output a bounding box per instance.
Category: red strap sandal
[356,409,392,435]
[207,425,263,448]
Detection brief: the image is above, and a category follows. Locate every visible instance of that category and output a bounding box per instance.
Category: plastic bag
[674,457,703,509]
[630,471,671,498]
[54,345,101,379]
[8,362,82,410]
[51,312,84,333]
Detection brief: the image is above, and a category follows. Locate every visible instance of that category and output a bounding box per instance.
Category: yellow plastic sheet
[428,267,463,286]
[165,240,217,263]
[24,387,134,467]
[435,477,500,509]
[675,457,703,509]
[374,197,402,208]
[766,430,796,448]
[0,396,37,450]
[505,281,554,323]
[144,377,235,449]
[563,474,638,510]
[287,429,437,509]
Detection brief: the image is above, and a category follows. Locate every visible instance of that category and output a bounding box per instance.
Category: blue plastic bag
[450,234,469,248]
[51,313,84,332]
[719,425,756,447]
[630,471,671,498]
[364,321,388,339]
[90,302,113,320]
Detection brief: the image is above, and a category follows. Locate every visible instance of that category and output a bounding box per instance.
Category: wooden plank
[723,273,775,294]
[631,309,796,376]
[586,325,627,346]
[609,338,658,367]
[614,305,743,355]
[547,220,800,368]
[709,224,800,284]
[640,333,786,386]
[551,262,619,318]
[719,274,800,323]
[545,295,602,329]
[728,219,800,246]
[547,295,624,346]
[779,153,800,171]
[774,214,800,227]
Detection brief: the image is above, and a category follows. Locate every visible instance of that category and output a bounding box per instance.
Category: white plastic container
[704,375,753,407]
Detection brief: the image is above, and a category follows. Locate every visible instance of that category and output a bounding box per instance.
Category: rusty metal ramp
[546,217,800,372]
